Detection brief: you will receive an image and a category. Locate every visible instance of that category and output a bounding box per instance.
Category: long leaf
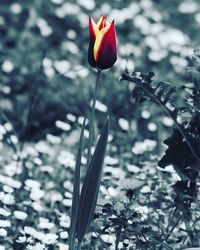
[76,116,110,244]
[68,116,86,250]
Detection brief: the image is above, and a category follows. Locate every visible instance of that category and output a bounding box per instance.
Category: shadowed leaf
[158,129,199,180]
[69,116,86,250]
[76,116,110,244]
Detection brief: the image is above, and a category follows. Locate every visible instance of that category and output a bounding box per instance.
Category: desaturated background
[0,0,200,141]
[0,0,200,249]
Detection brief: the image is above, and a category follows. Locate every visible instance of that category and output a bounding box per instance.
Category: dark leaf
[158,129,199,180]
[76,117,110,243]
[109,217,127,227]
[69,116,86,250]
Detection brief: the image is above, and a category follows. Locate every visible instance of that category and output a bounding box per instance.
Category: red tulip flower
[88,16,117,70]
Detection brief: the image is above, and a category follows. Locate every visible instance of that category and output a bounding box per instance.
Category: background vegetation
[0,0,200,249]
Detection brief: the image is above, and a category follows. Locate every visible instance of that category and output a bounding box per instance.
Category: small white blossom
[43,233,58,245]
[0,220,11,228]
[60,231,68,239]
[0,208,11,217]
[14,211,28,221]
[0,228,7,237]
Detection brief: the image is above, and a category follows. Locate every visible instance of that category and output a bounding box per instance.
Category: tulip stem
[77,241,82,250]
[87,69,101,166]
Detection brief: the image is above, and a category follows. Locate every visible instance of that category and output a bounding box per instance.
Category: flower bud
[88,16,117,70]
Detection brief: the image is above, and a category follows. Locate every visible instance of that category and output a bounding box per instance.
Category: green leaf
[68,116,86,250]
[76,116,110,243]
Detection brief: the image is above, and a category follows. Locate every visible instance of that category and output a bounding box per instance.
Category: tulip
[88,16,117,70]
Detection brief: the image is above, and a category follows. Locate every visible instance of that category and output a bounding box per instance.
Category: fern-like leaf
[120,71,200,163]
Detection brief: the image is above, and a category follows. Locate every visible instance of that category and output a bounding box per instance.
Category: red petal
[96,21,117,70]
[88,17,97,68]
[97,16,107,30]
[89,17,97,42]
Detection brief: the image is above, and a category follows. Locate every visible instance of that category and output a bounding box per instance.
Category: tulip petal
[88,17,99,67]
[93,25,110,62]
[97,16,109,30]
[89,17,98,41]
[94,21,117,70]
[96,16,103,28]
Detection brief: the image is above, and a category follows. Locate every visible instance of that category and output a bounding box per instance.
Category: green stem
[148,235,173,250]
[77,241,82,250]
[115,226,122,250]
[166,214,182,241]
[158,212,182,250]
[166,207,177,234]
[87,69,101,166]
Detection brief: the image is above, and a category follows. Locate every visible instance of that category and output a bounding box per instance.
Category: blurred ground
[0,0,200,249]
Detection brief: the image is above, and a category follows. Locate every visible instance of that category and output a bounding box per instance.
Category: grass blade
[76,116,110,244]
[68,116,87,250]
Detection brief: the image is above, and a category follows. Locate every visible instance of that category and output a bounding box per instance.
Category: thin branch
[121,72,200,163]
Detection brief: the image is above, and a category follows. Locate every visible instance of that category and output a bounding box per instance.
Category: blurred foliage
[0,0,200,249]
